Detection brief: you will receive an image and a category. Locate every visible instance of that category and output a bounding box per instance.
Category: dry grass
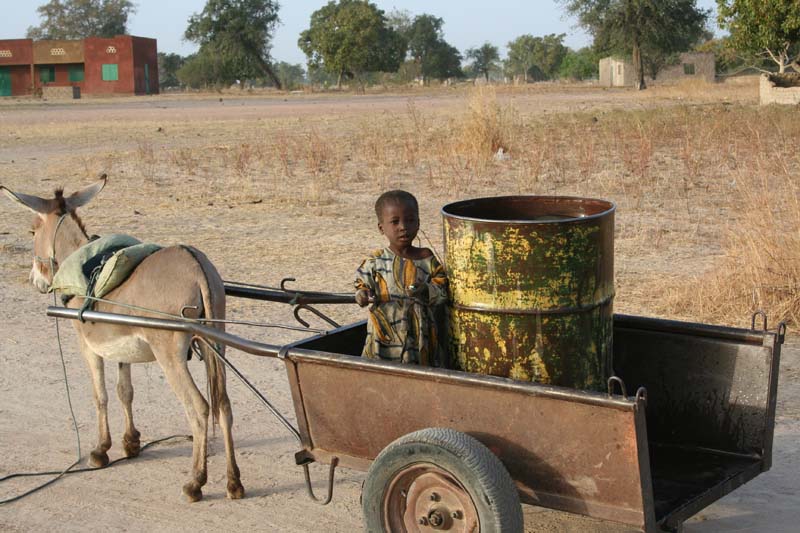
[2,81,798,328]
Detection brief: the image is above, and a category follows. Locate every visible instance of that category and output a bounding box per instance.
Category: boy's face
[378,200,420,254]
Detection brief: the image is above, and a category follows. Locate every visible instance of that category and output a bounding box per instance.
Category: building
[657,53,715,84]
[599,57,635,87]
[598,52,715,87]
[0,35,158,98]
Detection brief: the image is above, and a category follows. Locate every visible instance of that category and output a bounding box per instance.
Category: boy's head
[374,190,418,221]
[375,190,420,252]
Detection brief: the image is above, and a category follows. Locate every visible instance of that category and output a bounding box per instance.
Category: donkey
[1,177,243,502]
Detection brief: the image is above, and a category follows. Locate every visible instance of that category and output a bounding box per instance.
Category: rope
[0,293,191,505]
[0,292,84,505]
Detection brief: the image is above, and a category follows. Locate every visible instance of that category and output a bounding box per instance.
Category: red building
[0,35,158,97]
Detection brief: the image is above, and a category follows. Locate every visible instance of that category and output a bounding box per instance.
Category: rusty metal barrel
[442,196,615,391]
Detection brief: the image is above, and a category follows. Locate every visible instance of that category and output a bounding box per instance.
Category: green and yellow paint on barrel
[442,196,615,391]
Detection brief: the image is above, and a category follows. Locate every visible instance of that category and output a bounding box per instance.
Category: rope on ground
[0,292,191,506]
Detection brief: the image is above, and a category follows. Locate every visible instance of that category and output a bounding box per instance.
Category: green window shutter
[40,66,55,83]
[68,65,84,82]
[102,64,119,81]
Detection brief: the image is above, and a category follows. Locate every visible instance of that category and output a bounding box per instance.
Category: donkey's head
[1,176,106,293]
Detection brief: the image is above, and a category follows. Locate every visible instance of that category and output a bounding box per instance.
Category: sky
[1,0,721,64]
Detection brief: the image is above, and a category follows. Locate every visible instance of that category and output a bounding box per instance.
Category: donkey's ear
[0,185,53,214]
[66,174,107,210]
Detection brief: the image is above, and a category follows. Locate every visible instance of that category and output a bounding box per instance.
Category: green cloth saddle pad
[51,234,162,299]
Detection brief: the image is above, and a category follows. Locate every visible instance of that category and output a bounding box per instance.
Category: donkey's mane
[54,188,88,236]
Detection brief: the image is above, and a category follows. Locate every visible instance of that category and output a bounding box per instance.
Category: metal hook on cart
[607,376,628,399]
[751,310,768,331]
[634,387,648,408]
[293,304,341,329]
[300,457,338,506]
[777,322,787,344]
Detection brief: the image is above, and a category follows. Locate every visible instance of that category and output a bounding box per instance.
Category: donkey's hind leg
[80,341,112,468]
[218,386,244,499]
[117,363,141,457]
[155,341,209,502]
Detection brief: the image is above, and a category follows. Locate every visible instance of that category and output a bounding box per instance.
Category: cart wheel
[362,427,523,533]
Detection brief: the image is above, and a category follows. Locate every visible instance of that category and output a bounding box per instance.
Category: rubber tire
[362,427,523,533]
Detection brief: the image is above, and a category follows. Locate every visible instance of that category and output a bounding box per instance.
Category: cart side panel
[613,320,776,456]
[288,351,652,529]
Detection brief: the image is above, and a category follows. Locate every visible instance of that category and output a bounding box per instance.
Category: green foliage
[401,14,462,82]
[298,0,406,87]
[275,62,306,90]
[177,48,237,90]
[425,41,463,81]
[717,0,800,73]
[27,0,136,39]
[558,47,599,80]
[695,37,770,75]
[466,42,500,81]
[561,0,709,88]
[506,33,568,81]
[157,52,185,89]
[185,0,282,88]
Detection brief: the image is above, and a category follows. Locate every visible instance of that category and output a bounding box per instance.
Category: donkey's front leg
[80,342,112,467]
[117,363,141,458]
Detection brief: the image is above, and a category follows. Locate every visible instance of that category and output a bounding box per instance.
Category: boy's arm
[424,256,448,306]
[355,256,378,306]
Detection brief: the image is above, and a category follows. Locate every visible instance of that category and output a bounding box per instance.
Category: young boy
[355,190,448,365]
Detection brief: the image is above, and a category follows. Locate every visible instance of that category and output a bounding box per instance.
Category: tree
[406,15,441,83]
[466,42,500,82]
[274,62,306,90]
[27,0,136,39]
[695,36,769,76]
[158,52,185,89]
[717,0,800,73]
[506,33,568,82]
[298,0,406,88]
[558,47,599,80]
[399,14,462,83]
[185,0,282,89]
[560,0,709,89]
[177,47,238,89]
[426,41,463,81]
[505,35,538,82]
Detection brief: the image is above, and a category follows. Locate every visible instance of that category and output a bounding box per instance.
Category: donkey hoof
[123,434,141,458]
[227,480,245,500]
[89,450,109,468]
[182,482,203,503]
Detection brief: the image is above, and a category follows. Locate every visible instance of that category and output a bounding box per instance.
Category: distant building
[598,52,715,87]
[658,53,715,83]
[599,57,635,87]
[0,35,158,98]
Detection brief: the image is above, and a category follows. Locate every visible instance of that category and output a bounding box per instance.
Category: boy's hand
[355,289,372,307]
[406,283,429,300]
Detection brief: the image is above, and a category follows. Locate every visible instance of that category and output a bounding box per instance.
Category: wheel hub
[384,465,479,532]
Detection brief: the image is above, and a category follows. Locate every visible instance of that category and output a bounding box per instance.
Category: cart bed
[285,314,782,532]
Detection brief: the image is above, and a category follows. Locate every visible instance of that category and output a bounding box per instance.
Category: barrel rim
[441,195,616,224]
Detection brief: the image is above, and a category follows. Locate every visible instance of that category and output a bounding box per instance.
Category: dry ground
[1,81,798,532]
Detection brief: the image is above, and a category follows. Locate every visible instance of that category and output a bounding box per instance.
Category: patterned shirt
[355,248,448,364]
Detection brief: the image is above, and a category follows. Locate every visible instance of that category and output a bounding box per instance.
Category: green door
[0,67,11,97]
[144,64,150,95]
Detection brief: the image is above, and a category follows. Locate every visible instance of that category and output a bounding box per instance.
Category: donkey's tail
[181,245,227,426]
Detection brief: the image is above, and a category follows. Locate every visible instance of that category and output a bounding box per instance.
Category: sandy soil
[1,87,797,532]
